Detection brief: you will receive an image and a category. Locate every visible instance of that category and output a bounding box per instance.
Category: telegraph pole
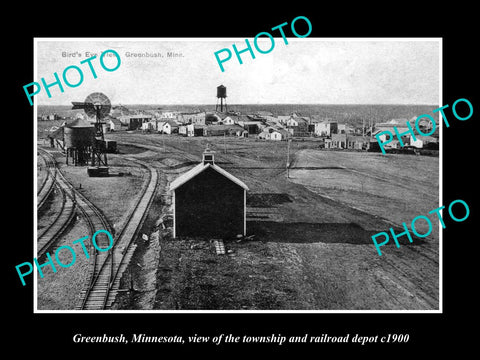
[286,136,291,178]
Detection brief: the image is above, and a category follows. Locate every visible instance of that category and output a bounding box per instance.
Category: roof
[346,135,369,141]
[206,124,243,131]
[210,112,228,120]
[313,119,337,124]
[412,136,438,143]
[47,126,64,139]
[109,118,122,125]
[272,129,289,136]
[289,117,308,124]
[163,120,179,127]
[65,118,94,128]
[227,114,251,122]
[169,162,249,191]
[120,114,153,119]
[238,121,262,125]
[255,111,274,116]
[180,111,205,116]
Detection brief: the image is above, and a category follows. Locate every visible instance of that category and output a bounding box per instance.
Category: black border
[7,5,477,354]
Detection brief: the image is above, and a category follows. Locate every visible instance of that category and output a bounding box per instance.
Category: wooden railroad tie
[213,239,225,255]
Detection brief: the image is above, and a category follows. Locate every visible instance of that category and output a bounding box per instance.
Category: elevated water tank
[217,85,227,98]
[64,118,95,148]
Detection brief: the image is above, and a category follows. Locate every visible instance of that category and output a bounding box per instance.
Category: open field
[108,133,439,310]
[290,150,440,240]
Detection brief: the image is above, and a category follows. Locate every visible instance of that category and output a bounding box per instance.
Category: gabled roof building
[169,149,249,238]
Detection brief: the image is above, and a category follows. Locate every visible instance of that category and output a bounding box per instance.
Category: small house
[119,114,153,130]
[410,136,439,149]
[109,118,123,131]
[314,120,338,136]
[331,134,347,149]
[162,120,179,134]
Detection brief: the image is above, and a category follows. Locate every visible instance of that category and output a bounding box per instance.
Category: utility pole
[223,133,227,154]
[286,136,291,178]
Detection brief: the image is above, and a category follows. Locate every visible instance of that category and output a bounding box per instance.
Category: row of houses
[38,113,63,121]
[325,134,372,150]
[178,124,248,137]
[372,117,439,150]
[103,110,439,150]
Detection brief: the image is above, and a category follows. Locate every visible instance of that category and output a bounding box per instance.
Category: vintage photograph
[34,38,441,311]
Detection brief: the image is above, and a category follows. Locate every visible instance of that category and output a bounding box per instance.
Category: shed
[169,150,249,238]
[109,118,123,131]
[119,114,153,130]
[162,120,179,134]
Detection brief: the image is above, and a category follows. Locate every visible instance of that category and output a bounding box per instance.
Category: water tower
[64,118,95,166]
[215,85,227,112]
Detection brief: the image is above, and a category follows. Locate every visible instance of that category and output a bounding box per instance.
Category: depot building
[169,149,248,238]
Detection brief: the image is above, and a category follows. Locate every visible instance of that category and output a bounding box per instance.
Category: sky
[34,38,441,106]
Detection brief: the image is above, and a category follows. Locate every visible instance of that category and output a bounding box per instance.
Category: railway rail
[77,157,158,310]
[38,147,159,310]
[37,151,57,211]
[74,184,114,310]
[37,150,76,259]
[37,148,115,310]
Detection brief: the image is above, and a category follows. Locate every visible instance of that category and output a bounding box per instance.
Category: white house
[109,118,123,131]
[270,129,289,141]
[162,120,179,134]
[410,136,438,148]
[185,124,206,137]
[158,110,178,119]
[286,118,299,127]
[277,115,291,124]
[178,125,188,136]
[314,121,338,136]
[142,121,154,131]
[177,112,206,125]
[258,130,271,140]
[154,121,166,132]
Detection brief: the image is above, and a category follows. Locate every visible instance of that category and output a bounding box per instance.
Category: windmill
[72,92,111,176]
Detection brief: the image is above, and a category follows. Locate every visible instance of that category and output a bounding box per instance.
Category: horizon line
[39,102,439,107]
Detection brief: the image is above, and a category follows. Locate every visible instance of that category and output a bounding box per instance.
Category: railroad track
[75,185,114,310]
[37,148,115,310]
[77,157,158,310]
[119,138,200,164]
[37,150,76,259]
[37,150,57,211]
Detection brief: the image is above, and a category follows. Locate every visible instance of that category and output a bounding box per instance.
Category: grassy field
[109,133,439,311]
[289,150,440,240]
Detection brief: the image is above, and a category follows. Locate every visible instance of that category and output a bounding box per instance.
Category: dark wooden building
[169,150,248,238]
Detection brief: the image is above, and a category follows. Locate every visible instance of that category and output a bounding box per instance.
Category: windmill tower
[215,85,227,113]
[71,92,111,176]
